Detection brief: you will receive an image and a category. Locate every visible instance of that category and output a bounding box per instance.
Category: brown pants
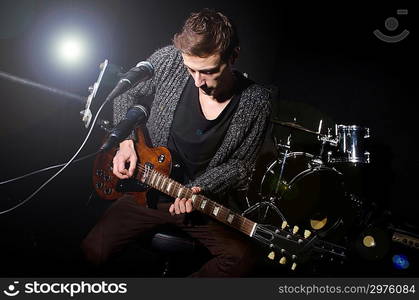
[82,195,256,277]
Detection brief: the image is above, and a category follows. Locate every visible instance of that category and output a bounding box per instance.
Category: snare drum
[328,125,370,164]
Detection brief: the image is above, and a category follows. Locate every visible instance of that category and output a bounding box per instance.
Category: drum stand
[242,134,291,223]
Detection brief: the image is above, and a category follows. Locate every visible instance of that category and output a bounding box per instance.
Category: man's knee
[81,234,107,265]
[216,242,257,276]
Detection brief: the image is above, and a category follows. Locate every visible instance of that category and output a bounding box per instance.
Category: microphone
[106,61,154,101]
[100,105,148,151]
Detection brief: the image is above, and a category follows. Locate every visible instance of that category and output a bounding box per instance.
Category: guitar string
[128,163,257,234]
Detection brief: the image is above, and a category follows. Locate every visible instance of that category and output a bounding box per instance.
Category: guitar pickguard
[92,127,172,206]
[115,178,150,193]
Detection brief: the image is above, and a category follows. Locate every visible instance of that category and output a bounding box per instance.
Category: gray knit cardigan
[113,45,271,196]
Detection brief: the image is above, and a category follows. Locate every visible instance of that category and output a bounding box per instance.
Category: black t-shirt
[167,77,240,183]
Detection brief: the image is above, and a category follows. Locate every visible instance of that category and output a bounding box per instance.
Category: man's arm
[112,46,175,127]
[111,46,175,179]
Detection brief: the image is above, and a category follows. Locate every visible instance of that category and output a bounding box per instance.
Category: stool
[151,227,198,277]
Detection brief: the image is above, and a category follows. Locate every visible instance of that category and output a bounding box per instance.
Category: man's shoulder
[147,45,184,78]
[150,45,181,61]
[241,81,272,108]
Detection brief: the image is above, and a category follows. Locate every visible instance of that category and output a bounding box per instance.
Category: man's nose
[193,72,205,88]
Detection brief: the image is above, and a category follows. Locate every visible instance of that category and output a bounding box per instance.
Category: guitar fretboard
[142,167,257,236]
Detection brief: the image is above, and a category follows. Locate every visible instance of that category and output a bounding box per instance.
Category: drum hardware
[242,197,287,224]
[354,226,390,261]
[242,167,257,209]
[270,118,321,135]
[273,134,291,196]
[327,125,370,164]
[363,235,376,248]
[388,225,419,251]
[316,121,339,161]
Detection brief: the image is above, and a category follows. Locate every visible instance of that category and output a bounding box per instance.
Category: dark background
[0,0,417,277]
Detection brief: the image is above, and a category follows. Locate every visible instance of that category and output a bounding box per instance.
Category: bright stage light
[54,34,87,67]
[59,38,82,61]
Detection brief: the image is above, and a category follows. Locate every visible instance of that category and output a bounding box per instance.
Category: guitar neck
[142,167,257,237]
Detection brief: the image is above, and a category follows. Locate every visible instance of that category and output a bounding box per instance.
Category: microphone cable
[0,89,114,215]
[0,151,99,185]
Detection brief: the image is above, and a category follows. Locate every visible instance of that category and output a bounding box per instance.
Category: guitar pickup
[141,162,154,183]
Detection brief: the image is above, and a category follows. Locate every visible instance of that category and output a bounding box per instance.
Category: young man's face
[181,52,232,97]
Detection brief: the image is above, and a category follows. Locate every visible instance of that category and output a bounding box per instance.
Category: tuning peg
[292,225,299,234]
[281,221,288,229]
[279,256,287,265]
[304,229,312,238]
[268,251,275,260]
[291,262,297,271]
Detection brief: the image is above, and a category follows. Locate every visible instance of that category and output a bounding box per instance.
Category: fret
[143,171,149,184]
[233,216,245,231]
[177,187,183,198]
[187,190,193,199]
[191,194,198,204]
[145,171,151,185]
[151,172,158,187]
[219,206,229,219]
[160,176,167,190]
[151,172,158,186]
[146,166,151,181]
[207,200,217,215]
[153,174,159,188]
[156,174,162,188]
[193,195,203,208]
[159,176,164,189]
[166,181,173,193]
[171,181,177,196]
[144,170,150,183]
[170,184,179,198]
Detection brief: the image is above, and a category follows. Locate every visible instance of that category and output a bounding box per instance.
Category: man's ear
[229,47,240,65]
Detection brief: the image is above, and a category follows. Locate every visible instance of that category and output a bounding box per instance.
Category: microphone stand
[0,68,114,132]
[0,70,86,103]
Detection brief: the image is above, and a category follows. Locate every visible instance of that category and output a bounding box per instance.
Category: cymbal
[271,119,319,135]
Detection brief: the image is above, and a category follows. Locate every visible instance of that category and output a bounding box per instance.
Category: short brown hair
[173,9,239,61]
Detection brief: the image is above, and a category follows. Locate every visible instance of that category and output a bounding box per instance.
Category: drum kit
[243,119,371,239]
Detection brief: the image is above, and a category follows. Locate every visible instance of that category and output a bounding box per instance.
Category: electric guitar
[93,127,346,270]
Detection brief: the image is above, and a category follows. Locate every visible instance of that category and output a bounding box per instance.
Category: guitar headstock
[254,221,346,270]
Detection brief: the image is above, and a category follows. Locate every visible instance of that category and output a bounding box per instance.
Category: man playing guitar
[82,8,272,277]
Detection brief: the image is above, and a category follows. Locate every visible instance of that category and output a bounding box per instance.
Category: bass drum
[259,152,353,235]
